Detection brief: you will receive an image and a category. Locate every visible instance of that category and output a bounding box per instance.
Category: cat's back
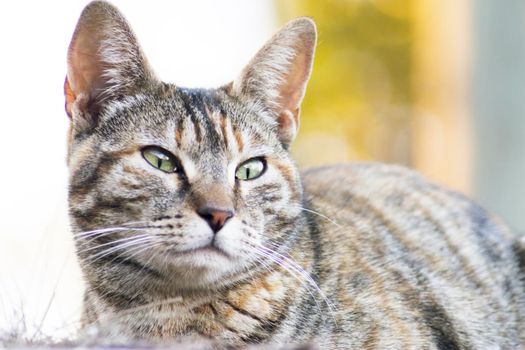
[300,162,525,348]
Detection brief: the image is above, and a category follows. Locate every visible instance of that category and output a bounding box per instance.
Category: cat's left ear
[231,18,317,147]
[65,1,156,130]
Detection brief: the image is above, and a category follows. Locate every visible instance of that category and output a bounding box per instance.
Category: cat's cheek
[214,218,253,258]
[170,218,214,252]
[238,165,288,203]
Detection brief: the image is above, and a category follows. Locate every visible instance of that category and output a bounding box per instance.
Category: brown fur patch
[233,125,244,153]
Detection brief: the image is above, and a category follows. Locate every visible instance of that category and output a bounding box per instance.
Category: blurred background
[0,0,524,341]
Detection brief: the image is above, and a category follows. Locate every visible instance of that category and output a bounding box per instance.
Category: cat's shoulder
[301,162,517,242]
[301,161,429,195]
[300,161,480,223]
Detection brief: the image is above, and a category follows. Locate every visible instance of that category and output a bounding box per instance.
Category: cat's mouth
[175,243,230,259]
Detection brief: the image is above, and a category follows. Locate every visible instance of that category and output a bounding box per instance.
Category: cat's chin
[175,244,231,259]
[147,245,248,291]
[166,245,233,269]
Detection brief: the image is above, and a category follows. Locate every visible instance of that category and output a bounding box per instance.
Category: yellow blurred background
[282,0,469,187]
[279,0,525,233]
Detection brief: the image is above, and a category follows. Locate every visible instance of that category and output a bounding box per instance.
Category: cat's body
[65,2,525,349]
[79,162,525,348]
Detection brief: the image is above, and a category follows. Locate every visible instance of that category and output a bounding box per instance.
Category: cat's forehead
[95,86,280,156]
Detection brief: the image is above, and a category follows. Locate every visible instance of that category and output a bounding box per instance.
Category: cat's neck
[84,259,309,343]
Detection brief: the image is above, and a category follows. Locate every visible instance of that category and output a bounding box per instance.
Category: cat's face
[66,2,315,293]
[69,88,303,290]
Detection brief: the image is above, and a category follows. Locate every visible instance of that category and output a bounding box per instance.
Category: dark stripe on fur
[179,91,203,143]
[421,298,463,350]
[290,204,326,339]
[343,192,470,348]
[223,300,264,323]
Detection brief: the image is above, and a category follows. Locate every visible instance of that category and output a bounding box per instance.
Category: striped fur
[66,2,525,349]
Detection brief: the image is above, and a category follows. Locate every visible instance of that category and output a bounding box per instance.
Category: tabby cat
[65,1,525,348]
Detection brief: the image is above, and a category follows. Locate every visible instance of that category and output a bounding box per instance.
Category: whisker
[124,242,164,269]
[76,234,152,254]
[262,245,335,307]
[249,245,325,312]
[87,236,153,263]
[257,246,325,295]
[241,236,337,324]
[74,227,146,240]
[257,246,337,325]
[244,229,338,314]
[73,220,153,238]
[101,241,164,274]
[292,205,341,227]
[84,242,165,311]
[260,239,291,255]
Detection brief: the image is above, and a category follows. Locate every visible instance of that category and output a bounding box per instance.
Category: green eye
[236,158,266,181]
[142,146,178,173]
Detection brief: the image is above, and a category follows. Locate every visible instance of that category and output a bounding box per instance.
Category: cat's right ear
[230,18,317,148]
[65,1,156,131]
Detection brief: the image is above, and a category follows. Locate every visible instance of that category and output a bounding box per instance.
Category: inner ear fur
[232,17,317,147]
[65,1,156,128]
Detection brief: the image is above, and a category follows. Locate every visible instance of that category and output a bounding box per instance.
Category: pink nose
[197,207,234,233]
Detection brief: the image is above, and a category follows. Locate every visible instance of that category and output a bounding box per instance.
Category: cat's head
[66,1,316,294]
